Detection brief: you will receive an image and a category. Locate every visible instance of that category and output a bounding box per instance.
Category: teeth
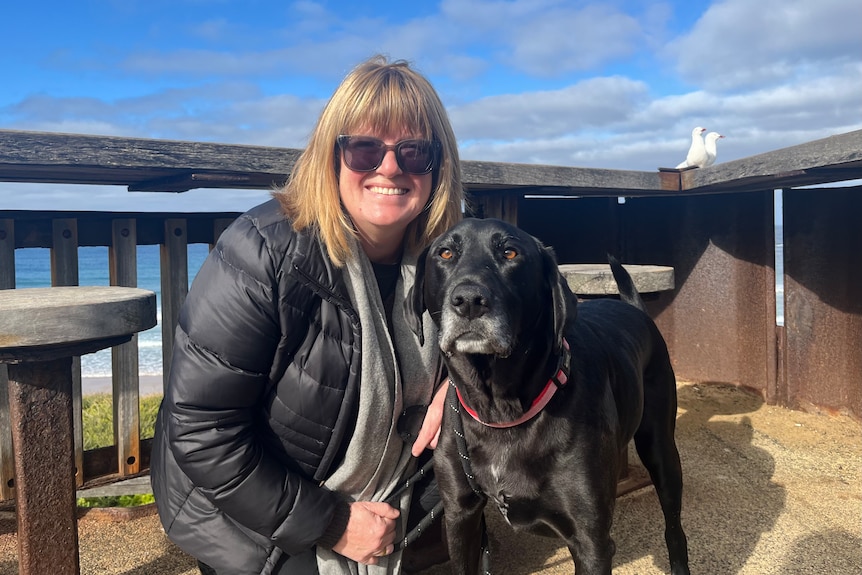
[369,186,407,196]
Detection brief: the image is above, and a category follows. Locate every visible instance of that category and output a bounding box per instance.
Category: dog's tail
[608,254,647,312]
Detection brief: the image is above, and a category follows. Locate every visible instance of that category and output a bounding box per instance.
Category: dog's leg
[633,430,689,575]
[440,488,485,575]
[634,370,691,575]
[568,530,615,575]
[563,468,617,575]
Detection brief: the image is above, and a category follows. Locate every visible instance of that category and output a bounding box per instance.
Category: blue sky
[1,0,860,212]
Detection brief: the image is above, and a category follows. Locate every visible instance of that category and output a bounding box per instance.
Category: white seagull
[675,126,707,169]
[703,132,724,167]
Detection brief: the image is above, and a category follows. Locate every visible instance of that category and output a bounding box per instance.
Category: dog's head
[406,218,574,357]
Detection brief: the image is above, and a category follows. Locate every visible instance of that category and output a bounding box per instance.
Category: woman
[151,55,464,575]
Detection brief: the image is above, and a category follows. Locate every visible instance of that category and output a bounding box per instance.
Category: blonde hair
[276,55,464,267]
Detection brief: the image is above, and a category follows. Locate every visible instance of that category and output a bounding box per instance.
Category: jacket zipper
[291,263,361,329]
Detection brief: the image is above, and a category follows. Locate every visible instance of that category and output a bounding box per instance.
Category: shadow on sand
[613,382,786,573]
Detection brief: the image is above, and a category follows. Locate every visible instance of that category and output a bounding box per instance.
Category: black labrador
[407,218,690,575]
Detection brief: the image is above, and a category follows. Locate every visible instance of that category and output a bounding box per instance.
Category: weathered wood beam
[1,128,861,196]
[0,210,241,248]
[461,159,665,194]
[0,130,298,191]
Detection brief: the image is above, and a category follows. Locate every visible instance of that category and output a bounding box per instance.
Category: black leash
[385,457,445,552]
[381,381,492,574]
[447,379,492,575]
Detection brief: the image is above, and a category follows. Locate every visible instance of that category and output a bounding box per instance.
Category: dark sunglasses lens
[398,141,435,174]
[344,139,385,171]
[342,138,436,174]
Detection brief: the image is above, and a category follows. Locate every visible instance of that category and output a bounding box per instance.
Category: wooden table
[0,287,156,575]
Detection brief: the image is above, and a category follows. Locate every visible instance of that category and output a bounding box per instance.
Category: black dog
[407,218,690,575]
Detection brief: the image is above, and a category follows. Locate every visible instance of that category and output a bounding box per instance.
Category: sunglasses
[336,135,441,175]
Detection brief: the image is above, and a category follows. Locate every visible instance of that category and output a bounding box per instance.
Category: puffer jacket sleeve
[162,211,340,555]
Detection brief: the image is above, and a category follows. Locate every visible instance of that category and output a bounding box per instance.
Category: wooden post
[51,218,85,488]
[160,219,188,389]
[0,218,15,502]
[110,219,142,476]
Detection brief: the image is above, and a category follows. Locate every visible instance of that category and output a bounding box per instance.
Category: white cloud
[450,76,650,140]
[1,83,324,147]
[438,0,656,76]
[453,63,862,170]
[114,1,659,82]
[507,4,644,75]
[667,0,862,91]
[191,18,232,42]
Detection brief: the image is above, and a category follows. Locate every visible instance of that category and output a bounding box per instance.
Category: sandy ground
[0,380,859,575]
[82,375,164,397]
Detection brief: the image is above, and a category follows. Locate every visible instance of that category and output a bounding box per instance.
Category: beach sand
[82,375,165,397]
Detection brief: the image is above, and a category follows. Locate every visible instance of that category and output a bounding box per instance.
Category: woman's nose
[377,149,402,176]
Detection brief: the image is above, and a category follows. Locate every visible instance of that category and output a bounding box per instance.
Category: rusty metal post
[7,358,80,575]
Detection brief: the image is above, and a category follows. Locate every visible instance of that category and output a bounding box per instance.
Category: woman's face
[338,129,434,255]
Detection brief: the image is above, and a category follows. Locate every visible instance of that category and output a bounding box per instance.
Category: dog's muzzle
[439,281,514,356]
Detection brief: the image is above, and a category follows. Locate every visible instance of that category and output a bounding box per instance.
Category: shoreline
[82,375,164,397]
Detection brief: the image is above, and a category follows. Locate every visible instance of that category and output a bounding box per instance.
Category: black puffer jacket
[151,198,361,573]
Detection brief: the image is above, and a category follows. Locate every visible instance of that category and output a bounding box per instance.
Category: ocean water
[775,226,785,326]
[13,244,209,377]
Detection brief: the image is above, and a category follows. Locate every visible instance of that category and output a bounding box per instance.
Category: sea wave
[81,348,164,378]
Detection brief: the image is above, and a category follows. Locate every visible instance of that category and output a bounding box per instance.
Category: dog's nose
[450,283,491,319]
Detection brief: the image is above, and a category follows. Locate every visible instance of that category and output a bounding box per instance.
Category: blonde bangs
[341,71,434,140]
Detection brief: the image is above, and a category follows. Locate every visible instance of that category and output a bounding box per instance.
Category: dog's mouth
[439,327,513,358]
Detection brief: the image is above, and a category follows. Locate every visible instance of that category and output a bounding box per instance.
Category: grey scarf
[316,239,440,575]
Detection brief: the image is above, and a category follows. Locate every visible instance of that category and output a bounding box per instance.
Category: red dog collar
[456,338,570,428]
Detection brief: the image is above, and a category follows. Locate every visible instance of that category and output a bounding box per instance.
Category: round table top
[0,286,157,354]
[558,263,674,295]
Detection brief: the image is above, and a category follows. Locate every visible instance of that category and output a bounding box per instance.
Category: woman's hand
[332,501,400,565]
[411,383,448,457]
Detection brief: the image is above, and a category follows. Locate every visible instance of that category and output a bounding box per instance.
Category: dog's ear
[541,244,575,349]
[405,246,430,346]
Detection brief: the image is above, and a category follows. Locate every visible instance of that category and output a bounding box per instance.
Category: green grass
[79,393,163,508]
[81,393,163,450]
[76,493,155,508]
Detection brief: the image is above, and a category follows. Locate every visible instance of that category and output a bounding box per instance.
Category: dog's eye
[503,249,518,260]
[438,248,454,260]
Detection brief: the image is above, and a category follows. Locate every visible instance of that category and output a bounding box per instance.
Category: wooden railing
[0,211,239,499]
[1,128,861,505]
